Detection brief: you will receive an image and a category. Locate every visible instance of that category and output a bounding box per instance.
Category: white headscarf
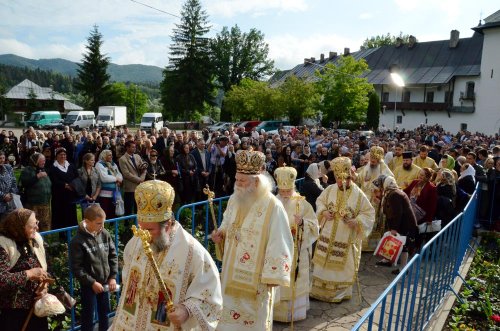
[306,163,324,190]
[459,164,476,183]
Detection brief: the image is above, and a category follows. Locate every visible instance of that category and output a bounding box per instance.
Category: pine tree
[161,0,214,120]
[366,91,381,130]
[75,25,111,113]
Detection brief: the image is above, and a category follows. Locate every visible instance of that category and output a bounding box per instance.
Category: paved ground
[273,253,396,331]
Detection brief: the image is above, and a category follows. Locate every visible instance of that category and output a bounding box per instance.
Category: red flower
[491,315,500,323]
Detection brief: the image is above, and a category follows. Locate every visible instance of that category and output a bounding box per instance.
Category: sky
[0,0,499,71]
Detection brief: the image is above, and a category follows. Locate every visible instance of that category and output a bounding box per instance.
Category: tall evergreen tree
[366,91,381,130]
[75,25,111,112]
[161,0,214,120]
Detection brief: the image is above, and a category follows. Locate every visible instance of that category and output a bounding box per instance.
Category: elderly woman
[404,167,438,225]
[78,153,101,209]
[373,175,418,274]
[0,209,49,330]
[19,153,52,231]
[145,149,166,181]
[95,150,122,220]
[434,169,458,226]
[49,147,79,229]
[0,151,18,219]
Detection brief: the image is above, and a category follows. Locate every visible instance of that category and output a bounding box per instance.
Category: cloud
[0,39,36,58]
[206,0,308,18]
[359,12,373,20]
[267,33,363,70]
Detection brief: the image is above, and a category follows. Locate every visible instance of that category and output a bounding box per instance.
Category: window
[403,90,411,102]
[460,123,467,131]
[397,115,402,124]
[426,91,434,103]
[382,92,389,102]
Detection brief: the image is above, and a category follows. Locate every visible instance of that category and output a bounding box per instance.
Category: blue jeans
[80,285,110,331]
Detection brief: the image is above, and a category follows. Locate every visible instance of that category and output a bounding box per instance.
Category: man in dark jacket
[190,138,211,201]
[373,175,418,275]
[70,205,118,331]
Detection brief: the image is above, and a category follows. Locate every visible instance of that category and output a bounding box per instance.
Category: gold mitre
[370,146,385,161]
[135,180,175,223]
[330,157,352,180]
[235,150,265,174]
[274,166,297,190]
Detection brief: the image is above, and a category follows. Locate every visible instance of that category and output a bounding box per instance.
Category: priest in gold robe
[273,167,319,323]
[387,143,404,172]
[413,145,438,170]
[311,157,375,303]
[353,146,393,251]
[212,150,293,331]
[393,151,421,189]
[111,180,223,331]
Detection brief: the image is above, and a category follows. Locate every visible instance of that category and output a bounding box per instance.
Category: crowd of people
[0,122,499,330]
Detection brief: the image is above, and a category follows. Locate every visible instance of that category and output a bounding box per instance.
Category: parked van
[254,120,290,133]
[25,111,61,129]
[140,113,164,132]
[63,110,96,130]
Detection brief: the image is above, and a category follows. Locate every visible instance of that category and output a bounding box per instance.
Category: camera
[215,138,221,145]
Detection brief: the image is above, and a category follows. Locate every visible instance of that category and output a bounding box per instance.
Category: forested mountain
[0,54,163,84]
[0,64,77,92]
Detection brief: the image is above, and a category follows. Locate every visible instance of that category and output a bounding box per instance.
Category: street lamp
[390,72,405,134]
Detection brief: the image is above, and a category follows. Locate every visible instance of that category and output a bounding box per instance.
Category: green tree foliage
[26,88,39,117]
[224,78,281,121]
[107,83,149,124]
[75,25,111,113]
[0,64,77,93]
[278,76,319,125]
[315,57,374,127]
[210,25,274,92]
[0,83,13,120]
[161,0,214,121]
[360,32,415,50]
[366,91,381,130]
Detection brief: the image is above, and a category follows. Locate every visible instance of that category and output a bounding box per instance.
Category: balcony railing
[381,101,449,112]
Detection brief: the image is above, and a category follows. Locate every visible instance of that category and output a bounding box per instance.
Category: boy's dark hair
[84,204,106,221]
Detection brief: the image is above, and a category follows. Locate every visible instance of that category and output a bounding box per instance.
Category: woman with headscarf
[373,175,418,274]
[438,154,458,181]
[19,153,52,231]
[49,147,79,229]
[404,168,438,225]
[0,209,50,330]
[0,151,18,219]
[95,149,123,220]
[434,169,458,226]
[456,162,476,211]
[301,163,326,211]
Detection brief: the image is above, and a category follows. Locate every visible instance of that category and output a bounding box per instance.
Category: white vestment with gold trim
[311,183,375,303]
[273,192,319,322]
[110,222,222,331]
[217,193,293,331]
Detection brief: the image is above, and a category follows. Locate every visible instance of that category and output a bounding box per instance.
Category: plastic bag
[115,190,124,216]
[374,231,407,264]
[418,220,442,234]
[34,293,66,317]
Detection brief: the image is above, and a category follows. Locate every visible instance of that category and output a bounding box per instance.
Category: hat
[402,151,413,159]
[370,146,385,161]
[135,180,175,223]
[274,167,297,190]
[55,147,66,156]
[235,150,265,174]
[330,157,352,180]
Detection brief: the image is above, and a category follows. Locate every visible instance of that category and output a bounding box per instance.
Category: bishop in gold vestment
[111,181,222,331]
[273,167,319,322]
[311,157,375,303]
[212,150,293,331]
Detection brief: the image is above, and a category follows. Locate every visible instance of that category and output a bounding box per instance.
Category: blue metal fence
[40,215,137,330]
[352,186,480,331]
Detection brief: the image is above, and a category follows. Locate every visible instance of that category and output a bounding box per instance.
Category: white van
[140,112,164,132]
[64,110,96,130]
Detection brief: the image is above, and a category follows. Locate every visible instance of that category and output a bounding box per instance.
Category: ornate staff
[204,185,224,261]
[290,195,305,330]
[131,225,175,312]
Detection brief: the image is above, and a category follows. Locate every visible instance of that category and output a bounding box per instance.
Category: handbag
[55,286,77,310]
[8,193,23,210]
[70,177,86,198]
[114,189,124,216]
[418,220,442,234]
[410,197,426,223]
[34,293,66,317]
